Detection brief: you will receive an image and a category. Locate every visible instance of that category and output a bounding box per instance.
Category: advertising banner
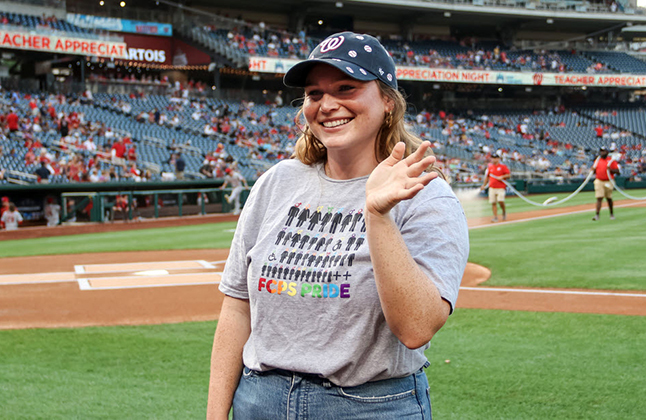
[122,34,171,64]
[67,13,172,36]
[0,29,127,58]
[248,56,646,88]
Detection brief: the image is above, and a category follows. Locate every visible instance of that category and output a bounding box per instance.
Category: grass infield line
[470,200,644,230]
[460,286,646,298]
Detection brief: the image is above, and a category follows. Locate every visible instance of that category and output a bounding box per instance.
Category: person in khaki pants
[480,153,510,223]
[592,147,620,221]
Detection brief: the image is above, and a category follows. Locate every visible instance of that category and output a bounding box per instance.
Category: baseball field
[1,189,645,419]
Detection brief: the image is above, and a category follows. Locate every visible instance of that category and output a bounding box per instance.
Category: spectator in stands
[480,153,511,222]
[208,32,468,420]
[591,147,620,221]
[175,153,186,180]
[0,167,4,182]
[1,202,22,230]
[35,161,51,183]
[83,137,97,152]
[6,108,19,134]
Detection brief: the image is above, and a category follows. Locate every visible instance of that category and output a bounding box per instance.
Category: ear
[383,96,395,114]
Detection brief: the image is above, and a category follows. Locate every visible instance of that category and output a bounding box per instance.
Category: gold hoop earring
[384,112,393,128]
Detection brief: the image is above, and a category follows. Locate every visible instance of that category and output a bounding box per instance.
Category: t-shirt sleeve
[397,181,469,314]
[610,161,619,170]
[503,165,511,175]
[218,173,268,300]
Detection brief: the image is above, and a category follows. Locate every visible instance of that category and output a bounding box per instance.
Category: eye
[305,89,322,99]
[338,84,355,92]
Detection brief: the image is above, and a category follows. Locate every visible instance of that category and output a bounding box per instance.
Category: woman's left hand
[365,141,438,216]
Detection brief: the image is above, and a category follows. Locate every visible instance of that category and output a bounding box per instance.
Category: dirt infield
[1,201,645,330]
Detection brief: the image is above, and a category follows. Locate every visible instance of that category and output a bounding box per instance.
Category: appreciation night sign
[0,29,127,59]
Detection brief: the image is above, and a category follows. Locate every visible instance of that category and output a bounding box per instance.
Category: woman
[208,32,469,419]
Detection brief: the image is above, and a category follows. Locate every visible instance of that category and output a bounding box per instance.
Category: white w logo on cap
[319,36,345,53]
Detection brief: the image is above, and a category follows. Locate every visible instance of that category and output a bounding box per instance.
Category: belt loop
[423,360,431,369]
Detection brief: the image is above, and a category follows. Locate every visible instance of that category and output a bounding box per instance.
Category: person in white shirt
[83,137,97,152]
[44,198,61,227]
[1,203,23,230]
[219,167,248,215]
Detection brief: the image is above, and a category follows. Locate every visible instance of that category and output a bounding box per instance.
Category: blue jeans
[232,364,432,420]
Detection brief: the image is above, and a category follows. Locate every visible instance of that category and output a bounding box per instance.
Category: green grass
[0,322,216,419]
[0,223,237,258]
[468,206,646,290]
[426,309,646,419]
[1,310,644,419]
[457,188,646,219]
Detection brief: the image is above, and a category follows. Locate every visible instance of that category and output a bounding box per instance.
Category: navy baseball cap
[284,32,397,90]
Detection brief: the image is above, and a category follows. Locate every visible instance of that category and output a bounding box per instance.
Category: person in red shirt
[6,109,19,132]
[591,147,620,221]
[480,153,511,222]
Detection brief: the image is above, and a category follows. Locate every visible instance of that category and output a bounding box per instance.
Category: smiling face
[303,64,392,166]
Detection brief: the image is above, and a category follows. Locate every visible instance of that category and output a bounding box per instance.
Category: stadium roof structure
[165,0,646,35]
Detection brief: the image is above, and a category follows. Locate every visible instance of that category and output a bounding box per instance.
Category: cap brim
[284,58,378,88]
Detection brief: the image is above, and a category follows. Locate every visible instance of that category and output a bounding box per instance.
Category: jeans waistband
[266,368,332,386]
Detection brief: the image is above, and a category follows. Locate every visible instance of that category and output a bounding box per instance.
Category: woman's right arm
[206,296,251,420]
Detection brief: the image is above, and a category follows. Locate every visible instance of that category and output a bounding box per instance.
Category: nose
[319,93,339,113]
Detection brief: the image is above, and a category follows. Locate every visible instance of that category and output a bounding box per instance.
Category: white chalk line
[460,286,646,298]
[470,201,645,229]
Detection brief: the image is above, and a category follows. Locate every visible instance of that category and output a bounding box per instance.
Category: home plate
[134,270,169,276]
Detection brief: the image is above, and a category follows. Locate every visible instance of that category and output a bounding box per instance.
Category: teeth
[322,119,350,128]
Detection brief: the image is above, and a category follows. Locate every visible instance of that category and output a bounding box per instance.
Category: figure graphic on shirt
[316,271,323,282]
[340,210,354,233]
[299,234,310,249]
[287,250,296,264]
[329,208,344,234]
[321,253,331,268]
[314,254,323,267]
[280,250,289,263]
[346,234,357,251]
[350,209,363,231]
[296,204,310,227]
[286,203,301,226]
[324,237,333,251]
[278,266,284,279]
[360,218,366,233]
[294,269,302,282]
[315,235,327,251]
[294,252,303,266]
[308,205,323,230]
[265,264,272,276]
[354,236,365,250]
[304,270,312,282]
[268,252,277,262]
[339,254,348,266]
[332,239,343,252]
[282,231,293,246]
[271,265,278,278]
[319,206,335,232]
[307,253,317,267]
[261,263,268,276]
[291,230,303,247]
[308,234,319,250]
[347,253,356,267]
[333,254,343,266]
[275,228,287,245]
[289,268,295,280]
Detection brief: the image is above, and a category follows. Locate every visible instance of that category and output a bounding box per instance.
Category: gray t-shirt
[219,159,469,386]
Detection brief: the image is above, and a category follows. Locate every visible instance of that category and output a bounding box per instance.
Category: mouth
[321,118,352,128]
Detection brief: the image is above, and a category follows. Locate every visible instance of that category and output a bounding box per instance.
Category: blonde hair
[292,81,444,179]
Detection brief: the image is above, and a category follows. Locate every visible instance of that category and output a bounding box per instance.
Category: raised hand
[365,141,438,216]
